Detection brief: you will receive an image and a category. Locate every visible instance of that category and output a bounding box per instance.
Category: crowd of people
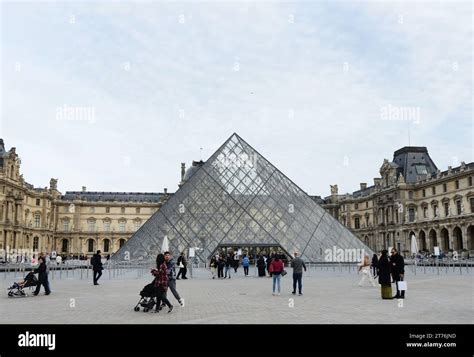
[358,248,406,300]
[208,251,307,296]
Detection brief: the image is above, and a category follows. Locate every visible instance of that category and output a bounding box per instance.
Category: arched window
[103,239,110,252]
[33,236,39,251]
[87,239,94,253]
[119,239,126,248]
[61,239,69,253]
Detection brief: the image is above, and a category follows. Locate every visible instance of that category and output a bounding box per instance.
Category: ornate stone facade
[0,139,171,257]
[323,147,474,256]
[1,140,472,258]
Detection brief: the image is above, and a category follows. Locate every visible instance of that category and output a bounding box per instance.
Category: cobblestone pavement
[1,266,472,324]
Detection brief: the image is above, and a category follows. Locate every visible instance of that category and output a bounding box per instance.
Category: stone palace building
[1,138,473,258]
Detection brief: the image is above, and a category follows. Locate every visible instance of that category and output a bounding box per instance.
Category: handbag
[397,280,407,291]
[281,269,287,277]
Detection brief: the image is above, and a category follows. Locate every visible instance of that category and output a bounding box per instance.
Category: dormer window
[415,165,428,175]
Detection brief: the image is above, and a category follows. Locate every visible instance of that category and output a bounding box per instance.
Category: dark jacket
[33,262,48,282]
[225,256,232,267]
[377,255,391,285]
[390,253,405,277]
[371,255,378,266]
[177,255,187,268]
[166,258,177,280]
[91,254,103,271]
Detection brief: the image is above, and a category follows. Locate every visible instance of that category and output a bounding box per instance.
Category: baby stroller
[8,272,38,297]
[133,282,157,312]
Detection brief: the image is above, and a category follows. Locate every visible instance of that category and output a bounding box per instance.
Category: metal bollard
[80,265,83,280]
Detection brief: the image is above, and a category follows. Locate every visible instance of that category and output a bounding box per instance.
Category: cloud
[1,1,471,196]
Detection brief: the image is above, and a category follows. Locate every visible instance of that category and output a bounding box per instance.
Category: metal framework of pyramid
[113,133,371,262]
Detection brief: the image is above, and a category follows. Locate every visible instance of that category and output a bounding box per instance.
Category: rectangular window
[469,177,473,187]
[105,207,110,213]
[136,207,140,214]
[121,207,125,214]
[135,221,141,230]
[354,203,358,209]
[423,207,428,218]
[433,205,438,217]
[432,186,436,195]
[119,221,126,232]
[63,220,69,232]
[456,200,462,215]
[455,180,459,190]
[408,191,413,199]
[444,202,449,216]
[365,216,369,226]
[443,183,447,192]
[366,201,369,208]
[408,208,415,222]
[104,221,111,232]
[422,189,426,197]
[36,199,40,206]
[88,221,95,232]
[34,214,41,228]
[354,218,360,229]
[471,198,474,213]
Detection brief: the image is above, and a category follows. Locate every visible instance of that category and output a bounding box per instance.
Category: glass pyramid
[113,133,371,263]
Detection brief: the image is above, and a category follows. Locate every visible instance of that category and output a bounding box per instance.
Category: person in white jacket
[358,253,376,287]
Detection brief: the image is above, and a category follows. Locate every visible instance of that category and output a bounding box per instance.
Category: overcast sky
[1,1,472,197]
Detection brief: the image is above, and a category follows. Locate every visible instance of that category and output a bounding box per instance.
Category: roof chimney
[164,188,168,195]
[360,183,367,190]
[181,163,186,182]
[82,186,87,192]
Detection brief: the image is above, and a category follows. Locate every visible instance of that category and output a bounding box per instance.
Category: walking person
[164,251,184,306]
[233,252,239,273]
[358,253,376,287]
[371,253,379,278]
[224,253,232,279]
[176,252,188,280]
[151,254,173,313]
[242,254,250,277]
[270,256,284,295]
[209,255,217,279]
[91,250,103,285]
[390,248,405,299]
[291,252,306,295]
[32,256,51,296]
[378,250,392,299]
[217,255,225,279]
[257,255,266,277]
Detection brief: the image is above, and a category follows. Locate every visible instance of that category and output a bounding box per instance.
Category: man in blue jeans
[291,252,306,295]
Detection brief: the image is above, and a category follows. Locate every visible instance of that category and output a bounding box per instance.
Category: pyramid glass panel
[112,133,371,263]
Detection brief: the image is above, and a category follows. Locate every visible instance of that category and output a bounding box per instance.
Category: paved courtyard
[1,266,473,324]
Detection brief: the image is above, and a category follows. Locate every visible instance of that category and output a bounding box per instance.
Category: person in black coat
[390,248,405,298]
[371,253,379,278]
[257,255,266,277]
[378,251,391,285]
[91,250,103,285]
[33,256,51,296]
[176,252,188,280]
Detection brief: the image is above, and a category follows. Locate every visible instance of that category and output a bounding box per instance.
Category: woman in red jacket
[151,254,173,313]
[270,256,284,295]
